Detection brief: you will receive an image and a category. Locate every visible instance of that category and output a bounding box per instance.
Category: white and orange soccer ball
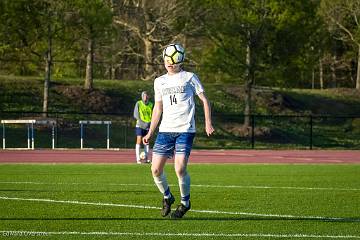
[163,43,185,65]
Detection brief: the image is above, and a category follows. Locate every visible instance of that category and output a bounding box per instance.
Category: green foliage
[68,0,113,38]
[0,0,359,89]
[192,0,268,80]
[350,118,360,133]
[191,0,323,87]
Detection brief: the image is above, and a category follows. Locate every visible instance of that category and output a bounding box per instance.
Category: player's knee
[151,166,161,177]
[175,167,186,178]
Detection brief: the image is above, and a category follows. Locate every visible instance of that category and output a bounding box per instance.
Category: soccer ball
[139,151,146,160]
[163,43,185,65]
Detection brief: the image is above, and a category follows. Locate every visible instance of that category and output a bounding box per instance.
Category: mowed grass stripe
[0,196,354,221]
[1,181,360,192]
[1,230,360,239]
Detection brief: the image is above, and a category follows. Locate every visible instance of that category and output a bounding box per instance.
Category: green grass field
[0,164,359,239]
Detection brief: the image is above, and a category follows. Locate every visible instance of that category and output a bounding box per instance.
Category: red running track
[0,149,360,164]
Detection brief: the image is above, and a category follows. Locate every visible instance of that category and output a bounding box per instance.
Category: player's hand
[143,133,151,144]
[205,123,215,136]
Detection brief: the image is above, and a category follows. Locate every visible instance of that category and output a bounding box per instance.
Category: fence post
[124,118,128,148]
[80,122,84,149]
[107,123,110,150]
[251,114,255,149]
[55,113,58,148]
[309,114,313,150]
[27,124,30,149]
[2,123,5,149]
[51,124,55,149]
[31,122,34,150]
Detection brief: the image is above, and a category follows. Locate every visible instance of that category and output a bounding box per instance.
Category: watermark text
[2,231,48,237]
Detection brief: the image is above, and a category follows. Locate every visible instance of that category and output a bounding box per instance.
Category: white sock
[144,144,150,157]
[135,144,141,161]
[153,172,171,198]
[179,172,191,207]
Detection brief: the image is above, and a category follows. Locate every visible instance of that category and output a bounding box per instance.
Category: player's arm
[198,92,215,136]
[133,102,139,120]
[143,100,163,144]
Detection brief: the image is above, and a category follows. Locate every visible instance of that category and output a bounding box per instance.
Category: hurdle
[1,119,36,150]
[35,120,57,149]
[79,120,111,149]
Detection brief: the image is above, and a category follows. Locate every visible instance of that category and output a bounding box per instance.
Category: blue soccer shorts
[135,127,149,137]
[153,132,195,159]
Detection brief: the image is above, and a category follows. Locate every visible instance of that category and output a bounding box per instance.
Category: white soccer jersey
[154,70,204,133]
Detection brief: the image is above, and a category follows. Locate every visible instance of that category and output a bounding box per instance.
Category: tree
[320,0,360,89]
[193,0,275,127]
[268,0,325,89]
[191,0,324,126]
[0,0,69,116]
[112,0,189,80]
[68,0,113,90]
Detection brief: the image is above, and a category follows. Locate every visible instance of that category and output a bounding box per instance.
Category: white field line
[0,181,359,192]
[191,184,360,192]
[0,196,355,222]
[0,230,359,239]
[0,196,159,211]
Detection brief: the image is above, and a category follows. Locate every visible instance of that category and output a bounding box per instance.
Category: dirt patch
[224,86,303,113]
[325,88,360,98]
[223,123,271,137]
[55,86,114,113]
[224,86,360,115]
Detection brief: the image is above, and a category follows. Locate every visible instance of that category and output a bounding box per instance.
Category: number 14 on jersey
[170,95,177,105]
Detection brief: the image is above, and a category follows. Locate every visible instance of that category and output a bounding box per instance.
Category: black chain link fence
[1,111,359,150]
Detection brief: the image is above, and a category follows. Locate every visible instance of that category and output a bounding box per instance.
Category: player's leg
[174,154,190,207]
[151,154,170,196]
[152,132,176,217]
[171,132,195,219]
[143,129,151,162]
[135,127,142,163]
[144,144,150,161]
[135,140,142,164]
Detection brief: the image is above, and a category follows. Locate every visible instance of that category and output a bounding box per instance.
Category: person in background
[133,91,153,164]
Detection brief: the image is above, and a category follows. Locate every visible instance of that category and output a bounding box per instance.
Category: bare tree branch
[113,17,142,40]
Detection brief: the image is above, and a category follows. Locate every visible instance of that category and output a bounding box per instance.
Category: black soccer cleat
[161,194,175,217]
[170,201,191,219]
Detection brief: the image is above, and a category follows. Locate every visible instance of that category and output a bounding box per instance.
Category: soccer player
[143,43,215,219]
[133,91,153,164]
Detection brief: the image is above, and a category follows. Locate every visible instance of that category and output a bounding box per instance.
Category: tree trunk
[311,68,315,89]
[243,39,253,128]
[85,35,94,90]
[143,37,153,80]
[356,45,360,89]
[243,81,252,128]
[43,53,51,117]
[319,58,324,90]
[142,2,154,81]
[42,24,52,117]
[110,64,116,80]
[330,55,336,88]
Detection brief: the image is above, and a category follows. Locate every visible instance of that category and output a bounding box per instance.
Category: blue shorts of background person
[135,127,149,137]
